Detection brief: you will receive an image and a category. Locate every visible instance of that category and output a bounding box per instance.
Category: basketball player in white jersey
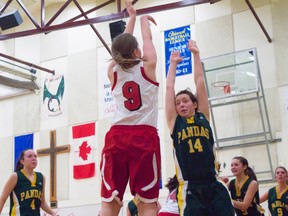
[99,1,161,216]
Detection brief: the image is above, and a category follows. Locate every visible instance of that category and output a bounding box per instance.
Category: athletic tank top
[171,112,216,183]
[9,170,43,216]
[111,61,159,128]
[268,186,288,216]
[229,176,262,216]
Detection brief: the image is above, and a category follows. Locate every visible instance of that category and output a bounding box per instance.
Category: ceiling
[0,0,222,42]
[0,0,271,78]
[0,0,222,85]
[0,0,272,50]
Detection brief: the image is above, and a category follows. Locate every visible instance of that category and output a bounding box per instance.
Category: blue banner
[14,133,34,170]
[164,25,192,77]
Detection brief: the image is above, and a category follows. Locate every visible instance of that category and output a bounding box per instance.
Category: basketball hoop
[211,81,231,95]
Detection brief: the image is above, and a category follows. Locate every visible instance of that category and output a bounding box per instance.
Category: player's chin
[231,170,237,175]
[179,113,186,118]
[179,110,187,117]
[31,162,37,168]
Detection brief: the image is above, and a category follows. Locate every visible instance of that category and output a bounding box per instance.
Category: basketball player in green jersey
[260,166,288,216]
[229,156,264,215]
[0,149,58,216]
[165,40,235,216]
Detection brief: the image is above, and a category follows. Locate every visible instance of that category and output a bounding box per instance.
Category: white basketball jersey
[111,61,159,128]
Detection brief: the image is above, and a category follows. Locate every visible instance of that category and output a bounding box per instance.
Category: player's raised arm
[140,15,157,81]
[107,0,137,83]
[165,51,184,133]
[188,40,209,120]
[124,0,137,35]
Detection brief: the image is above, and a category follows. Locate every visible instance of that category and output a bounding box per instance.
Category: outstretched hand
[126,0,136,17]
[188,39,200,54]
[219,176,229,184]
[170,50,184,64]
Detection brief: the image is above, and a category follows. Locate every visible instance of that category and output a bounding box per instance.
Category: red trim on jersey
[158,213,179,216]
[140,67,159,86]
[111,71,117,91]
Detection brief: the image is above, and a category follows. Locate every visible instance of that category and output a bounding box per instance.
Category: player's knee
[137,201,158,215]
[101,199,122,216]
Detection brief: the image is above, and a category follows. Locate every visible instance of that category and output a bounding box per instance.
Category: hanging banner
[72,122,96,179]
[14,133,34,170]
[164,25,192,77]
[42,73,66,118]
[97,47,116,119]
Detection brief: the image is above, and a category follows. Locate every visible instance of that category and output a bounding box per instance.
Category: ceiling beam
[0,0,221,41]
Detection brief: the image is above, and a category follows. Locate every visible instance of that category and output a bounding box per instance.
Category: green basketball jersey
[9,169,43,216]
[268,186,288,216]
[229,176,262,216]
[171,112,216,183]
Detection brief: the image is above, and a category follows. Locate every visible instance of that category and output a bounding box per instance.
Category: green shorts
[178,180,235,216]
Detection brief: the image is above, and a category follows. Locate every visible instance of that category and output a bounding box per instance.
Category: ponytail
[245,166,257,181]
[111,33,141,71]
[14,149,28,172]
[112,55,141,71]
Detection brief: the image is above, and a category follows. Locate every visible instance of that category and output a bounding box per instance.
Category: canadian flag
[72,122,96,179]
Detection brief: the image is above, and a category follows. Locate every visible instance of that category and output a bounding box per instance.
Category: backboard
[202,48,259,101]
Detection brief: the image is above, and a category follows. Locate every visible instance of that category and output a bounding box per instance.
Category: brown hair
[176,88,198,110]
[274,166,288,184]
[165,175,178,193]
[111,33,141,71]
[274,166,288,175]
[15,149,30,171]
[233,156,258,181]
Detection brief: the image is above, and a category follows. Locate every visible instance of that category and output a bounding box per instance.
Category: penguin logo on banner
[43,74,65,117]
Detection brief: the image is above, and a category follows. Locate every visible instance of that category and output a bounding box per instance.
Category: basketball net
[211,81,231,94]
